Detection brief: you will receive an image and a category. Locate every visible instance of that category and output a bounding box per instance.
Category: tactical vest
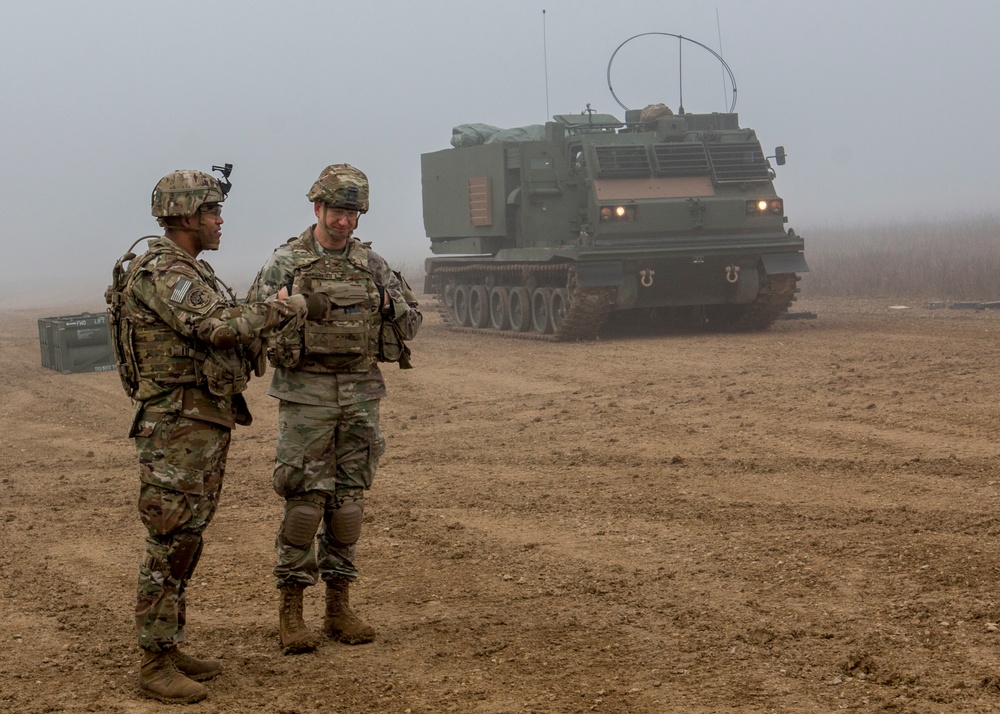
[268,237,381,374]
[106,237,251,401]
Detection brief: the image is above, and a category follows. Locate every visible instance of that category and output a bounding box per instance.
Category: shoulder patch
[185,289,211,308]
[170,278,193,304]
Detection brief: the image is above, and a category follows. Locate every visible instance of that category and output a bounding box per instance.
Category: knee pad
[281,500,323,548]
[169,532,203,581]
[326,501,364,547]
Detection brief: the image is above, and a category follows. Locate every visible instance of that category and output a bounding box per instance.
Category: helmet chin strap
[165,213,210,236]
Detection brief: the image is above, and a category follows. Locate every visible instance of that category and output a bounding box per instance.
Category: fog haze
[2,0,998,308]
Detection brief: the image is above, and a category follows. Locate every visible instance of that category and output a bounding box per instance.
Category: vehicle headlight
[599,205,636,222]
[746,198,783,216]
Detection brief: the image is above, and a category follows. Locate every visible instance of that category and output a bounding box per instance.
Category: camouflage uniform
[107,169,316,677]
[247,226,421,586]
[122,236,308,652]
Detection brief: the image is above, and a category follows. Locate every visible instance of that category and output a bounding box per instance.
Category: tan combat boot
[169,648,223,681]
[323,577,375,644]
[279,584,318,654]
[139,649,208,704]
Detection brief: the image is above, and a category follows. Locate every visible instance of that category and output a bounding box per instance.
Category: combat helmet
[307,164,369,213]
[151,169,229,218]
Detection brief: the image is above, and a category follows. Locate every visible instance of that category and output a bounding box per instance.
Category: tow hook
[725,265,740,283]
[639,269,655,287]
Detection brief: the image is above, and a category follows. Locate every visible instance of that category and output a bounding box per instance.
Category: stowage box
[37,312,116,374]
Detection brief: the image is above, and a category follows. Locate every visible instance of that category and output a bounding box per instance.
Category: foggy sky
[2,0,998,309]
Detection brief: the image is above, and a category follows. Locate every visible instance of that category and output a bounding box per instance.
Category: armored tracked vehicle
[422,33,808,340]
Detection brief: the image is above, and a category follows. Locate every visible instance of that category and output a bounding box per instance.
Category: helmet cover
[307,164,369,213]
[151,170,226,218]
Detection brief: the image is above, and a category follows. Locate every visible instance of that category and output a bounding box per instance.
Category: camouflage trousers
[272,399,385,587]
[132,412,230,652]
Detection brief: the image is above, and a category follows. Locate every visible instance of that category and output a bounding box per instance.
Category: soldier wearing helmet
[107,167,329,704]
[247,163,421,655]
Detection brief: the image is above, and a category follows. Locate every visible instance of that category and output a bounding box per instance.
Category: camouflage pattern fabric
[134,415,229,651]
[122,237,307,423]
[271,399,385,585]
[116,235,308,652]
[248,226,420,587]
[306,163,370,213]
[246,227,421,407]
[151,170,226,218]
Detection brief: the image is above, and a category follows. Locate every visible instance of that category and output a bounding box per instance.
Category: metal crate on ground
[37,312,116,374]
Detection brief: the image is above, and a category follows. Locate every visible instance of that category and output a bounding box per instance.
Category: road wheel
[469,286,490,328]
[531,288,553,334]
[453,285,471,326]
[508,287,531,332]
[489,286,511,330]
[549,288,571,333]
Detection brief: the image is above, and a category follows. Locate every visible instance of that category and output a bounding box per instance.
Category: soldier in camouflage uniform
[106,168,330,704]
[246,164,421,655]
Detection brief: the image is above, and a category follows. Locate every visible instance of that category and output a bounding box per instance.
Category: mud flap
[761,253,809,275]
[576,262,623,288]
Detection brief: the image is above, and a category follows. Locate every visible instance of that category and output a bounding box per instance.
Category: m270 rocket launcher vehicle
[421,33,808,340]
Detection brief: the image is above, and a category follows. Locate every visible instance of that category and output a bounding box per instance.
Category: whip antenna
[716,8,727,107]
[677,35,684,114]
[542,9,550,120]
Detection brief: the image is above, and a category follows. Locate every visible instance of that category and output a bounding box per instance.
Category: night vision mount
[212,163,233,198]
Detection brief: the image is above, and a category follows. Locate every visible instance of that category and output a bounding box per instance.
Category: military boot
[139,649,208,704]
[279,584,318,655]
[323,577,375,644]
[169,648,223,682]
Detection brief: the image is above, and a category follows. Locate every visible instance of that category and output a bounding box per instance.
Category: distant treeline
[798,215,1000,300]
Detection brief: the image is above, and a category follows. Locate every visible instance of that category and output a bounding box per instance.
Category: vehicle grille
[595,146,651,178]
[706,142,770,183]
[652,144,710,177]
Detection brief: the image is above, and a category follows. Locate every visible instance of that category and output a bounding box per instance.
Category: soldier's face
[315,203,359,243]
[194,203,224,251]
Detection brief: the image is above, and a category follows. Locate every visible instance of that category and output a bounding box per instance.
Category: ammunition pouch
[267,247,381,373]
[196,348,250,398]
[268,334,303,369]
[378,318,412,368]
[376,269,415,369]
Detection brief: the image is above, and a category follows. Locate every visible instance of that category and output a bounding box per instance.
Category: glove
[376,284,393,319]
[303,292,331,320]
[198,318,238,349]
[248,338,267,377]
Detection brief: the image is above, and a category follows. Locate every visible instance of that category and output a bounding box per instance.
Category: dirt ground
[6,295,1000,713]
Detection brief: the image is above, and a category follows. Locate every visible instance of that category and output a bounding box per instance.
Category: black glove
[303,292,331,320]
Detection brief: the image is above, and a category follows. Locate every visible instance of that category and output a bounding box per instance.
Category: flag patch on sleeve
[170,278,193,304]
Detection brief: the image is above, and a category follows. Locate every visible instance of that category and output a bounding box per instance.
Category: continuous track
[432,263,613,342]
[711,272,800,331]
[431,263,799,340]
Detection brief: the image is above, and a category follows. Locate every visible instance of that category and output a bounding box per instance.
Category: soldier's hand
[376,284,393,318]
[248,338,267,377]
[303,292,331,320]
[198,318,238,349]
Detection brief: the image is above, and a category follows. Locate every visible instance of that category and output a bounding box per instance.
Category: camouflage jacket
[116,237,307,428]
[246,226,421,406]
